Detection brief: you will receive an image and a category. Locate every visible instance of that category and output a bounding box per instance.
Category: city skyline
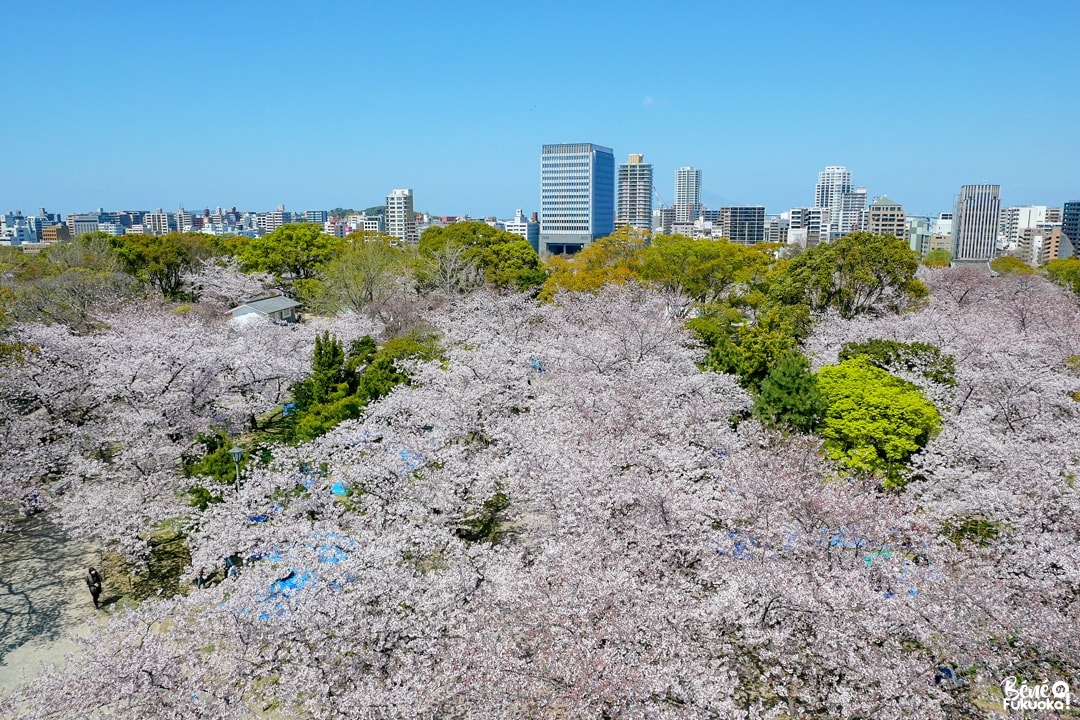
[3,1,1079,217]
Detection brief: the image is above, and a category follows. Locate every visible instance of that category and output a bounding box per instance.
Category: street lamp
[230,446,243,494]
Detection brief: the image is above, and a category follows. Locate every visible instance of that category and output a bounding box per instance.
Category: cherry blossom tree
[2,280,1078,718]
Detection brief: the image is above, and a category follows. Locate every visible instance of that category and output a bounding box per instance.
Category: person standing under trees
[85,567,103,608]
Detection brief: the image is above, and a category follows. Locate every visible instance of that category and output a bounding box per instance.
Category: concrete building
[867,196,906,240]
[144,209,170,236]
[652,207,675,235]
[41,224,72,244]
[616,154,653,230]
[539,143,614,255]
[673,166,702,223]
[174,207,192,233]
[97,222,125,236]
[720,206,766,244]
[0,211,38,245]
[788,206,830,247]
[1017,226,1070,266]
[386,189,418,243]
[65,213,100,239]
[305,210,328,224]
[264,204,290,233]
[953,185,1001,262]
[503,209,540,252]
[907,216,932,254]
[765,214,790,244]
[999,205,1050,248]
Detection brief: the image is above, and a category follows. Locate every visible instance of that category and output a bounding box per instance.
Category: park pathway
[0,514,101,693]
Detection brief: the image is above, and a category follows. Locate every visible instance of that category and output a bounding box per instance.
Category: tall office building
[867,196,906,240]
[386,189,417,243]
[720,206,766,244]
[814,165,866,239]
[953,184,1001,262]
[539,143,614,255]
[616,154,653,230]
[1062,202,1080,255]
[674,167,702,223]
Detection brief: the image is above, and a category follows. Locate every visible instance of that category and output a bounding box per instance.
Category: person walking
[85,567,103,608]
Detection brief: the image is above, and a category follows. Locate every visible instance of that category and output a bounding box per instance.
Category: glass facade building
[539,143,614,255]
[1063,201,1080,256]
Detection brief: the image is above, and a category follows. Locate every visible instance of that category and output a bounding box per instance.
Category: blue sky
[4,0,1078,218]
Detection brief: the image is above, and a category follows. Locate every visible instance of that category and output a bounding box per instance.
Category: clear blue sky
[4,0,1078,219]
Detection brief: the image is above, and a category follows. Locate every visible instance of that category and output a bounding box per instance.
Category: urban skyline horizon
[4,2,1077,223]
[8,163,1073,224]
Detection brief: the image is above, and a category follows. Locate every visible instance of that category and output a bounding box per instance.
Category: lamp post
[230,446,243,494]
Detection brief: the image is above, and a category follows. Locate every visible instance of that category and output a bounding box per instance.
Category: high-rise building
[1062,202,1080,255]
[719,206,766,244]
[143,209,170,236]
[386,189,417,243]
[814,165,866,239]
[953,184,1001,262]
[305,210,328,224]
[539,143,614,255]
[616,154,653,230]
[867,196,906,240]
[674,167,702,223]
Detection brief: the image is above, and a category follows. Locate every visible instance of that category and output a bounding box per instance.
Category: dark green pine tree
[752,351,825,432]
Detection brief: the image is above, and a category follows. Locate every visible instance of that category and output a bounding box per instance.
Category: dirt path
[0,515,102,692]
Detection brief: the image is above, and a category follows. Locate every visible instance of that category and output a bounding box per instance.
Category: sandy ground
[0,515,103,693]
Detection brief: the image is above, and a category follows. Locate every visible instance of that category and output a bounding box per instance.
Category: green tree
[692,302,811,392]
[838,338,956,386]
[111,232,214,299]
[420,221,544,291]
[922,248,952,267]
[1045,257,1080,294]
[237,223,344,280]
[638,236,774,301]
[752,351,824,432]
[538,227,648,300]
[816,357,941,489]
[990,255,1035,275]
[769,231,926,318]
[308,232,414,314]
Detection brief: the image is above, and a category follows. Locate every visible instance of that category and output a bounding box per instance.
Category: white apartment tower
[386,189,417,243]
[814,165,866,239]
[674,167,702,223]
[953,184,1001,262]
[616,154,653,230]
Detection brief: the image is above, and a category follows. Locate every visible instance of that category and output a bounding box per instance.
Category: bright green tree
[769,231,926,318]
[237,223,344,280]
[922,248,952,267]
[990,255,1036,275]
[1045,257,1080,293]
[816,357,941,489]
